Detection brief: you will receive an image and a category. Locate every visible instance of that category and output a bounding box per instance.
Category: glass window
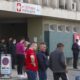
[42,0,49,6]
[32,0,40,4]
[58,25,64,32]
[44,24,49,31]
[49,24,57,31]
[73,26,78,33]
[23,0,29,3]
[65,26,72,32]
[73,26,80,33]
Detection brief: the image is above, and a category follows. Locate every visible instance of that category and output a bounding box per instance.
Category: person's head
[24,41,30,47]
[1,39,5,43]
[20,38,25,44]
[39,42,47,52]
[76,39,79,43]
[57,43,64,51]
[13,39,16,44]
[30,42,37,51]
[9,37,13,41]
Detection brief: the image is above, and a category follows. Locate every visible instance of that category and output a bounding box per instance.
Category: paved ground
[1,67,80,80]
[47,68,80,80]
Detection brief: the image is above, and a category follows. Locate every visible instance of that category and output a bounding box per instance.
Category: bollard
[75,76,80,80]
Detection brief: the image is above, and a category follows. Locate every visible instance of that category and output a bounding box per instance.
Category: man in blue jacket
[37,42,48,80]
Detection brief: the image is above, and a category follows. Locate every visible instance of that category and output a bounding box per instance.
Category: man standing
[7,37,13,54]
[72,39,80,69]
[11,39,16,69]
[0,39,7,54]
[37,42,48,80]
[25,42,38,80]
[49,43,67,80]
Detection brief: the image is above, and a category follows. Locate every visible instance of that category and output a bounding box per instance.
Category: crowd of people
[25,42,68,80]
[0,37,68,80]
[0,37,17,69]
[2,37,80,80]
[0,36,80,80]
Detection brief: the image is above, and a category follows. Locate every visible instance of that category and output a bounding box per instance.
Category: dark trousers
[27,70,37,80]
[53,72,67,80]
[11,54,16,69]
[73,52,79,68]
[17,54,25,75]
[38,70,47,80]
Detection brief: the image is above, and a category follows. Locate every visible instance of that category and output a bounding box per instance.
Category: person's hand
[32,63,36,67]
[65,68,68,73]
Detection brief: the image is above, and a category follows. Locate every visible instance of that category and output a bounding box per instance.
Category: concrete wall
[42,18,80,65]
[0,1,14,11]
[42,18,80,28]
[27,17,80,42]
[1,1,80,21]
[27,18,43,42]
[27,18,80,44]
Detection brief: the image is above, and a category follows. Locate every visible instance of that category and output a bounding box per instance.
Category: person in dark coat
[7,37,13,54]
[0,39,7,54]
[0,39,7,69]
[49,43,68,80]
[72,39,80,69]
[11,39,17,69]
[45,49,49,59]
[37,42,48,80]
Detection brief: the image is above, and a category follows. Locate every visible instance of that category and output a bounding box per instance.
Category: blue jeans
[27,70,37,80]
[38,70,47,80]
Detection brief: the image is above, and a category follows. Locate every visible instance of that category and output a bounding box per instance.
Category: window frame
[57,24,65,32]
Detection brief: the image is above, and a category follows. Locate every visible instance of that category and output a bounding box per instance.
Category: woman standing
[16,38,25,77]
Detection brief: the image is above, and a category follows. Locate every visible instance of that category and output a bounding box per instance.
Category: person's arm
[30,55,36,67]
[49,53,53,71]
[72,44,74,51]
[77,44,80,52]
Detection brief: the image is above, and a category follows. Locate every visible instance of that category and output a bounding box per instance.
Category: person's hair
[21,37,25,40]
[18,37,25,42]
[76,39,78,42]
[29,41,37,47]
[57,43,64,48]
[39,42,46,45]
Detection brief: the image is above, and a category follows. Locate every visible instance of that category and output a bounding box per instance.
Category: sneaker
[17,75,22,78]
[18,75,25,79]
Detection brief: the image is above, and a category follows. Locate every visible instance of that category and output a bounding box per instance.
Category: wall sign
[1,54,12,75]
[16,2,41,15]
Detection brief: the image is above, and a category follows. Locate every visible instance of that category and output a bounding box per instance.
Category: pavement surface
[0,67,80,80]
[47,68,80,80]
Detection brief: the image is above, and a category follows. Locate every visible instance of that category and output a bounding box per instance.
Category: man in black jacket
[49,43,67,80]
[11,39,16,69]
[0,39,7,54]
[37,42,48,80]
[7,37,13,54]
[72,39,80,69]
